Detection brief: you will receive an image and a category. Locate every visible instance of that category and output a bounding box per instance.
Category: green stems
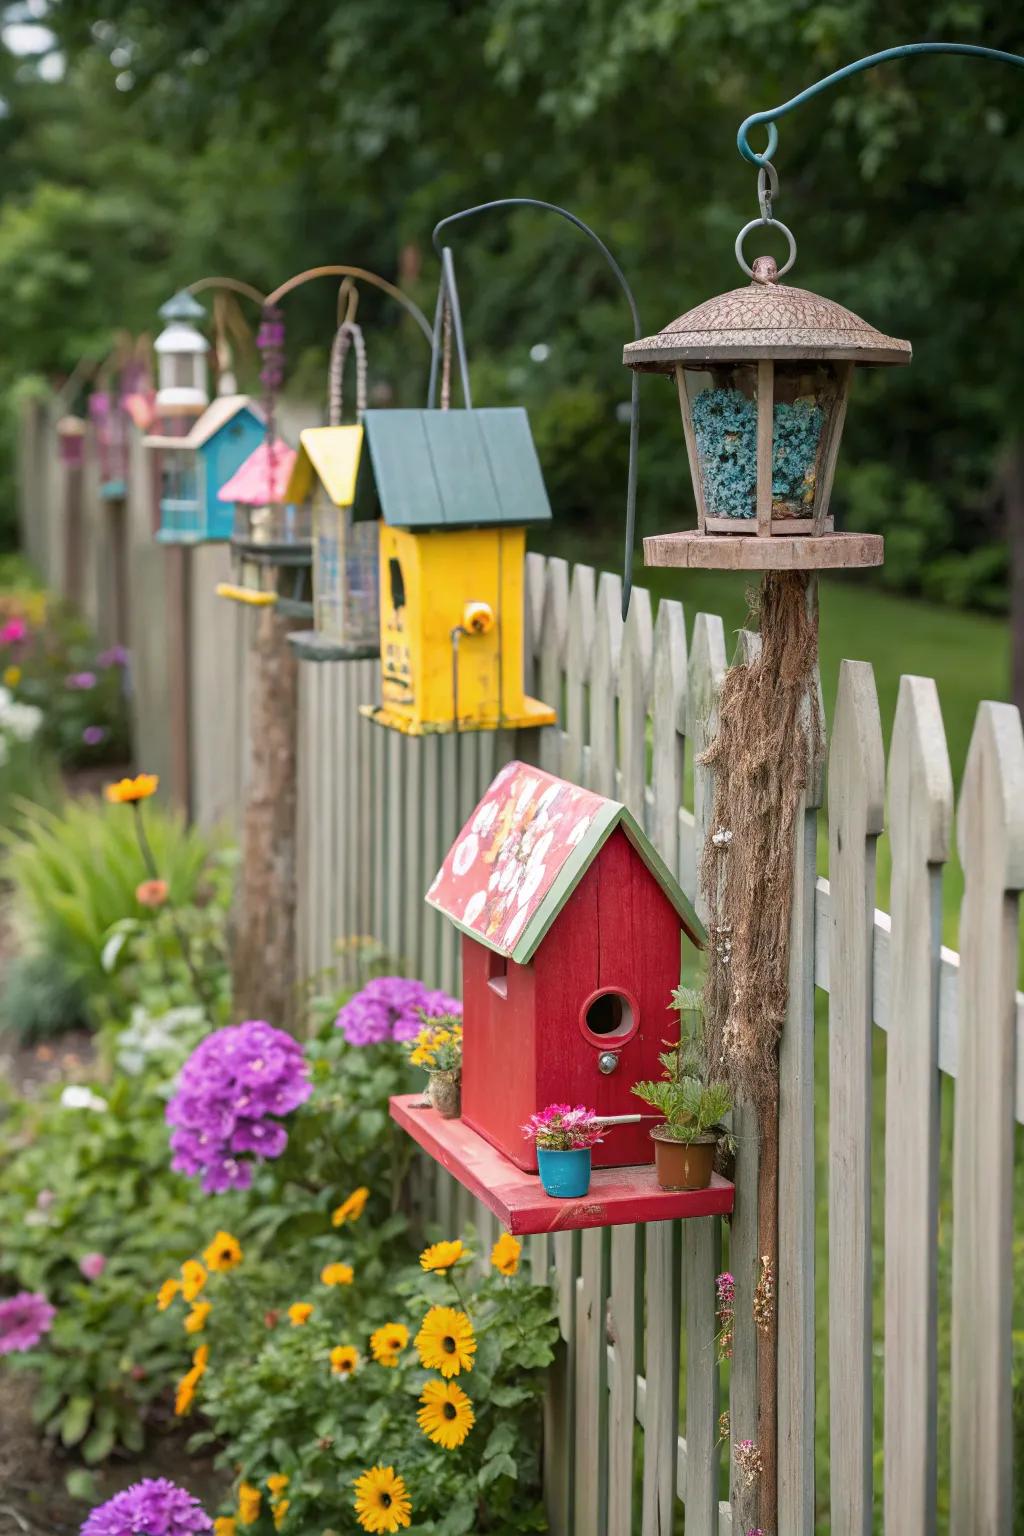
[131,802,216,1015]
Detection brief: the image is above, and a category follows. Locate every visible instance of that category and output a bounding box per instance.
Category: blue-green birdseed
[691,387,825,518]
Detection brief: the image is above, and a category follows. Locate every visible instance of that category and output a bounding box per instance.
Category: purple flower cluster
[0,1291,55,1354]
[66,670,96,690]
[80,1478,211,1536]
[334,976,462,1047]
[167,1021,311,1194]
[98,645,128,668]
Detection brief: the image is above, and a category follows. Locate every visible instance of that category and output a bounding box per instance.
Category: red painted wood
[461,827,690,1172]
[390,1093,734,1236]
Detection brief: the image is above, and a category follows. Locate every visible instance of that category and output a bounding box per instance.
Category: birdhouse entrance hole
[580,988,636,1044]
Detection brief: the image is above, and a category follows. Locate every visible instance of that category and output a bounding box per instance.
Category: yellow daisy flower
[180,1260,207,1302]
[353,1465,412,1534]
[3,665,21,688]
[193,1343,209,1373]
[287,1302,313,1326]
[266,1475,289,1497]
[490,1232,522,1277]
[185,1301,211,1335]
[332,1186,369,1227]
[105,772,159,804]
[203,1231,243,1272]
[416,1377,475,1449]
[320,1262,354,1287]
[419,1239,465,1273]
[415,1306,476,1378]
[369,1322,410,1367]
[272,1500,289,1530]
[237,1482,261,1525]
[174,1366,199,1417]
[330,1344,360,1378]
[156,1277,181,1312]
[214,1520,236,1536]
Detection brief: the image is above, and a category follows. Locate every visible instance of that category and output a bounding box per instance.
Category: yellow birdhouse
[353,408,556,735]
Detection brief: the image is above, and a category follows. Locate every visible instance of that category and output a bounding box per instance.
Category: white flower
[463,890,486,926]
[567,814,592,847]
[60,1086,108,1112]
[471,800,498,835]
[502,904,529,948]
[517,862,547,908]
[0,701,43,742]
[452,832,479,877]
[514,776,540,815]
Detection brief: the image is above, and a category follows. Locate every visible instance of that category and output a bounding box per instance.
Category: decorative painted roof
[355,408,553,529]
[286,425,363,508]
[143,395,262,452]
[426,761,703,965]
[624,263,911,371]
[217,438,297,506]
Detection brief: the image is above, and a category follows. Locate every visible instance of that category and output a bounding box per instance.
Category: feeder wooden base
[287,630,380,663]
[643,530,883,571]
[389,1093,734,1235]
[360,695,556,736]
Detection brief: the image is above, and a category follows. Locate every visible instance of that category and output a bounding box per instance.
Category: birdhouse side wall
[460,935,538,1171]
[205,417,263,541]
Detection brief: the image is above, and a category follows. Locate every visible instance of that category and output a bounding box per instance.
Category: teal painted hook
[738,41,1024,169]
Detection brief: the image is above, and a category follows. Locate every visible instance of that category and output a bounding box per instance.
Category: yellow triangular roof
[286,425,364,507]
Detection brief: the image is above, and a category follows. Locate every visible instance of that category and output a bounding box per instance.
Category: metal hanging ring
[735,216,797,279]
[756,160,779,221]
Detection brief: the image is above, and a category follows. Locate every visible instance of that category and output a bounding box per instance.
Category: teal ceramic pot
[537,1147,592,1199]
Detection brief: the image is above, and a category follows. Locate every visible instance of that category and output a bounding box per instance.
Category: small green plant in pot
[632,989,732,1190]
[522,1104,604,1198]
[408,1014,463,1118]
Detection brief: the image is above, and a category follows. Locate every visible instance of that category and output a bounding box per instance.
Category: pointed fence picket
[25,398,1024,1536]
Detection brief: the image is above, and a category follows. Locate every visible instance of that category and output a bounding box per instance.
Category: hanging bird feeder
[624,197,910,571]
[153,291,211,425]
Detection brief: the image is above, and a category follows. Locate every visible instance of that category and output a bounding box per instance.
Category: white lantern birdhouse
[154,291,210,425]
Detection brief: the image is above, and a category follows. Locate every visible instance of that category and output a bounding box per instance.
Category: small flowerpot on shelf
[650,1127,718,1191]
[522,1104,604,1201]
[406,1013,464,1121]
[536,1146,592,1199]
[428,1068,461,1120]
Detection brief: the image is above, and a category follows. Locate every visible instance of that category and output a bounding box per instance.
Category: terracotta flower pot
[428,1069,461,1120]
[650,1127,717,1191]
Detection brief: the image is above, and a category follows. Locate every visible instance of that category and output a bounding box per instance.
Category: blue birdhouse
[144,396,265,545]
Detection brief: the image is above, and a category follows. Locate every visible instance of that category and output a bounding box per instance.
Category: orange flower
[332,1186,369,1227]
[136,878,169,908]
[321,1262,354,1287]
[288,1302,313,1326]
[105,773,159,804]
[490,1233,522,1277]
[185,1301,211,1335]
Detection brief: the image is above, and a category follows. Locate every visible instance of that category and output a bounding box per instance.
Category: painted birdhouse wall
[145,397,263,544]
[427,762,704,1173]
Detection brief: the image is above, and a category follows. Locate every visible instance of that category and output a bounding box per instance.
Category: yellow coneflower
[272,1499,289,1530]
[156,1277,181,1312]
[266,1474,289,1497]
[418,1239,465,1274]
[415,1306,476,1378]
[331,1186,369,1227]
[213,1519,236,1536]
[330,1344,360,1378]
[490,1232,522,1277]
[203,1231,243,1272]
[416,1376,475,1449]
[236,1482,261,1525]
[353,1465,412,1534]
[174,1367,199,1417]
[320,1262,354,1287]
[287,1302,313,1326]
[184,1301,211,1335]
[180,1260,207,1302]
[369,1322,409,1367]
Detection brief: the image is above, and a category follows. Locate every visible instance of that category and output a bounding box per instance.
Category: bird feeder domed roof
[624,259,911,371]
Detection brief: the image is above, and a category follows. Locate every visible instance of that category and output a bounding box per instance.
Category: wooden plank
[650,600,687,876]
[590,572,623,799]
[683,1217,722,1535]
[883,675,952,1536]
[827,661,884,1536]
[318,662,335,976]
[606,1226,640,1536]
[618,584,653,822]
[370,715,386,956]
[573,1229,608,1536]
[641,1220,681,1533]
[389,1095,733,1235]
[403,736,425,981]
[385,729,404,965]
[545,1229,579,1535]
[776,589,824,1535]
[437,734,459,993]
[642,530,883,571]
[755,360,774,536]
[356,661,376,944]
[522,550,546,699]
[538,557,569,775]
[564,563,596,785]
[420,734,442,988]
[294,666,312,986]
[950,702,1024,1535]
[686,613,726,925]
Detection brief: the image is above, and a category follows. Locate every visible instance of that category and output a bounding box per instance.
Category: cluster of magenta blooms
[80,1479,212,1536]
[334,975,461,1046]
[166,1019,312,1193]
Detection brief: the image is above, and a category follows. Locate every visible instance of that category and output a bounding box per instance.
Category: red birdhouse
[427,762,704,1172]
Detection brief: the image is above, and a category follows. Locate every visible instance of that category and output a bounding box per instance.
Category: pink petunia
[0,1291,55,1354]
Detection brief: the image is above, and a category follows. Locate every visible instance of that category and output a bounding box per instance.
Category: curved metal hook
[430,197,642,618]
[738,41,1024,168]
[264,265,434,344]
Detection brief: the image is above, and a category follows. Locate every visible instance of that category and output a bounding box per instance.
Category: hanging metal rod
[738,41,1024,168]
[264,265,434,343]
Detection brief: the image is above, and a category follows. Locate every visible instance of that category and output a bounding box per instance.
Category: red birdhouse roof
[426,761,703,964]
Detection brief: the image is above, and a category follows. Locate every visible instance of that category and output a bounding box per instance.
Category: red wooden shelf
[390,1094,734,1236]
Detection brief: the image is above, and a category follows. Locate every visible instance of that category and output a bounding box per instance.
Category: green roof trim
[355,407,553,530]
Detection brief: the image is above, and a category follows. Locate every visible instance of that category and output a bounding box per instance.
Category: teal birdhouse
[144,396,265,545]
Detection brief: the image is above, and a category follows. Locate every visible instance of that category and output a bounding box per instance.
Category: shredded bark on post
[231,605,300,1031]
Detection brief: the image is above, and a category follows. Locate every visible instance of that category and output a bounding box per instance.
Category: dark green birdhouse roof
[354,408,553,530]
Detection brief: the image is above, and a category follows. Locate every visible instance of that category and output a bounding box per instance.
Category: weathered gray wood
[651,600,688,875]
[590,572,623,800]
[403,737,425,981]
[545,1230,579,1535]
[686,613,726,924]
[641,1221,681,1533]
[574,1229,608,1536]
[950,702,1024,1535]
[683,1217,722,1535]
[523,550,547,699]
[618,584,652,822]
[564,564,596,785]
[538,557,569,775]
[884,675,952,1536]
[827,661,884,1536]
[437,734,460,993]
[607,1226,639,1536]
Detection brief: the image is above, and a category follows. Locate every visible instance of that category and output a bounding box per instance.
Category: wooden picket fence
[17,399,1024,1534]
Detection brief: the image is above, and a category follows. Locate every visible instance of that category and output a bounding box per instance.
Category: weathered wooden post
[623,226,909,1533]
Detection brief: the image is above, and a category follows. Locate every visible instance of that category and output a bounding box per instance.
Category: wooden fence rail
[18,401,1024,1534]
